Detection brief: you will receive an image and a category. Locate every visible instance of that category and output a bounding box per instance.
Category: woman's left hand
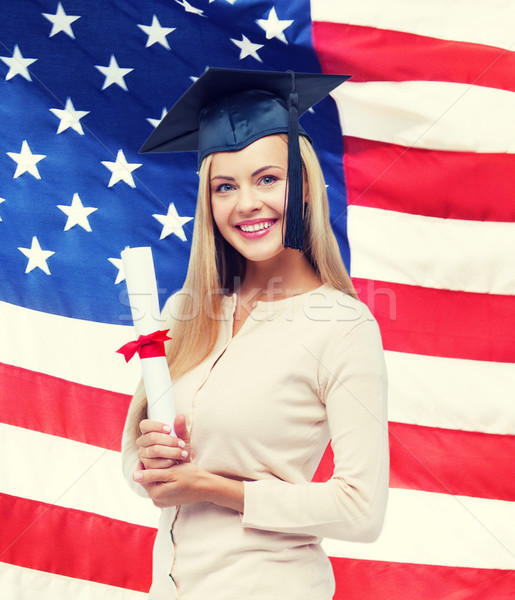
[137,413,191,470]
[133,461,207,508]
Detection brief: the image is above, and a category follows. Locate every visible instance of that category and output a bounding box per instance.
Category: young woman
[122,69,389,600]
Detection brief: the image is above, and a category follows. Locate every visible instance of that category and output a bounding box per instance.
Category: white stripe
[3,425,514,570]
[332,80,515,153]
[385,351,515,435]
[0,300,140,394]
[0,424,159,528]
[322,488,515,569]
[311,0,515,51]
[348,206,515,295]
[0,562,147,600]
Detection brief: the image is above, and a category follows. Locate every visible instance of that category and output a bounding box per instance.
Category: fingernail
[163,425,172,433]
[181,450,189,458]
[133,472,143,481]
[177,439,186,449]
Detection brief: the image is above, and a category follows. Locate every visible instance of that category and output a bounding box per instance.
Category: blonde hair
[123,135,356,448]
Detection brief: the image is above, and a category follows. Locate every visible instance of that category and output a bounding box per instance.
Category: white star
[138,15,176,49]
[95,55,133,91]
[49,97,89,134]
[147,107,168,129]
[57,193,97,232]
[0,45,37,81]
[0,197,4,222]
[108,257,125,284]
[7,140,46,179]
[101,149,142,188]
[42,2,81,39]
[153,203,193,241]
[18,236,55,275]
[231,35,263,62]
[256,7,293,44]
[174,0,206,17]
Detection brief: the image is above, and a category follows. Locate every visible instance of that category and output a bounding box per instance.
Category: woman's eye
[216,183,234,193]
[260,175,277,186]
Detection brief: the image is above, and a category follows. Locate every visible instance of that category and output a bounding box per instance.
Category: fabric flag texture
[0,1,514,599]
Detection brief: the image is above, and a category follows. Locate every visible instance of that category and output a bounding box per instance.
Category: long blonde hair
[123,135,356,446]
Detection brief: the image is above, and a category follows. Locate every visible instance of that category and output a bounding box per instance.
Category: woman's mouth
[235,219,278,238]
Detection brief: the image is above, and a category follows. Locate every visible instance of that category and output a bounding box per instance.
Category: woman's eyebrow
[210,175,236,182]
[210,165,285,182]
[251,165,285,177]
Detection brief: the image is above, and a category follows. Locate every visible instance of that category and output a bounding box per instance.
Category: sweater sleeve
[121,425,149,498]
[241,318,389,542]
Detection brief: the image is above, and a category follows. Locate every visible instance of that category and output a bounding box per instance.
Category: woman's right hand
[137,414,191,470]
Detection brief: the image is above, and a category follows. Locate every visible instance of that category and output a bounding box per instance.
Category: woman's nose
[236,187,262,213]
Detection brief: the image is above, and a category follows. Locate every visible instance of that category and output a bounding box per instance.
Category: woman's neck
[237,250,321,303]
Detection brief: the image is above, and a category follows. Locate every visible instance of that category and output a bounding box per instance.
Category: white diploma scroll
[121,246,176,429]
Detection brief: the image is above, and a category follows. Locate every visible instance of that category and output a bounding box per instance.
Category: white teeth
[240,221,274,232]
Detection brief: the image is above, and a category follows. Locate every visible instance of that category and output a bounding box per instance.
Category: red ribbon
[117,329,172,363]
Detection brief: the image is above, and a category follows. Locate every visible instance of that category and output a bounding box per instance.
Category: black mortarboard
[140,68,350,249]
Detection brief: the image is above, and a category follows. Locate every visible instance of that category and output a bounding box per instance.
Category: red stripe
[330,557,515,600]
[313,21,515,93]
[313,423,515,501]
[343,136,515,222]
[3,489,514,597]
[389,422,515,501]
[353,278,515,363]
[0,362,130,451]
[0,492,155,592]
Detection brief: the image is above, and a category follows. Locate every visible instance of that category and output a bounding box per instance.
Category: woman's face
[209,134,291,264]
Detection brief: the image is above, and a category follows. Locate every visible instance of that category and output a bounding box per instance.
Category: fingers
[134,466,175,485]
[139,419,173,435]
[138,441,188,461]
[140,456,176,470]
[137,423,184,451]
[139,416,190,447]
[133,461,202,508]
[174,413,190,445]
[134,468,176,508]
[173,415,192,463]
[137,415,191,469]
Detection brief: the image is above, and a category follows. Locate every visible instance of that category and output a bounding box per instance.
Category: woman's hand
[134,461,207,508]
[134,462,245,513]
[135,412,245,512]
[137,413,191,470]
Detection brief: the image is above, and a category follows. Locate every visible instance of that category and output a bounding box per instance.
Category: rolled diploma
[121,246,176,429]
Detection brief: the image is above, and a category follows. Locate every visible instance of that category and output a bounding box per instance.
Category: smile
[238,220,275,232]
[235,219,278,239]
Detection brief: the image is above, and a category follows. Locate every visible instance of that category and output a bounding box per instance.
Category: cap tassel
[283,71,304,250]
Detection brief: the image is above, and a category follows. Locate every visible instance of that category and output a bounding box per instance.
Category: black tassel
[283,71,304,250]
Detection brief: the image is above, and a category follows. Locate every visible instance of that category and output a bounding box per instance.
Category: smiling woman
[122,68,389,600]
[211,137,290,256]
[209,135,326,333]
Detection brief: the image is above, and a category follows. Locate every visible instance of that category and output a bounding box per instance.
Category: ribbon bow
[117,329,172,363]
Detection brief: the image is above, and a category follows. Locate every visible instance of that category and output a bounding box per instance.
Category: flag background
[1,0,514,598]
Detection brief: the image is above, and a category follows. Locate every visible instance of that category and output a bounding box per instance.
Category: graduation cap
[140,68,350,249]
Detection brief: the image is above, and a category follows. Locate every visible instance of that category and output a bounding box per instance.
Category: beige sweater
[123,284,389,600]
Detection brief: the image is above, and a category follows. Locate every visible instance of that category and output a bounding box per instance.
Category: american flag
[1,0,514,598]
